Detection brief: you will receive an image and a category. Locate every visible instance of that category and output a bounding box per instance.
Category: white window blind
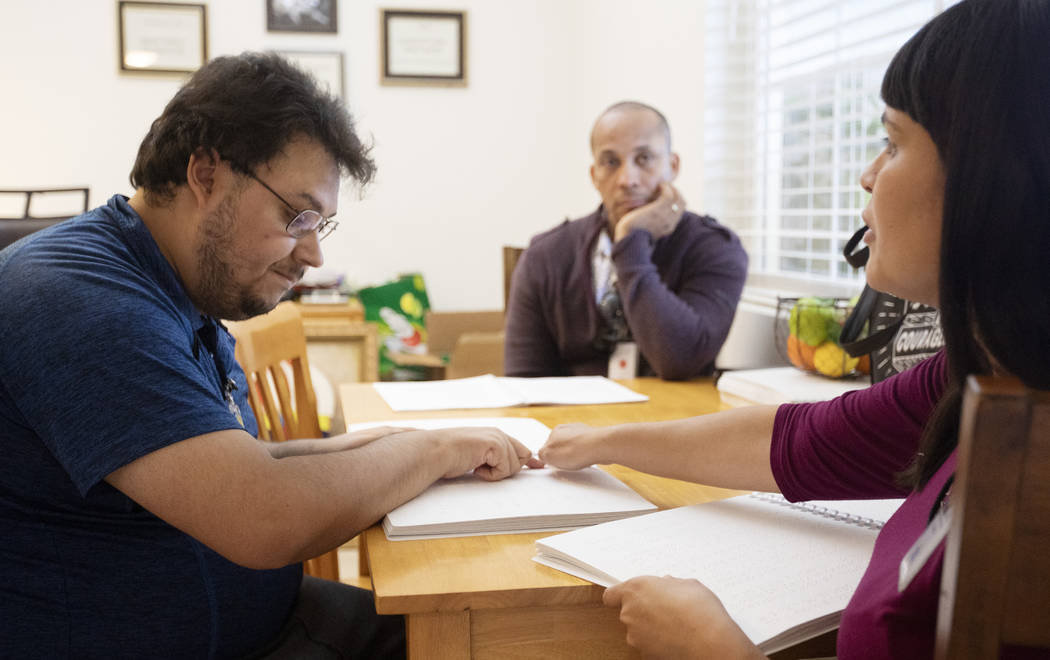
[703,0,956,289]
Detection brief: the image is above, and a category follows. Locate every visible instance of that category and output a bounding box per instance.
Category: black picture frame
[380,9,467,86]
[267,0,337,34]
[118,1,208,75]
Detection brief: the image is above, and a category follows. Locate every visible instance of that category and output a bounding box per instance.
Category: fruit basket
[775,296,870,379]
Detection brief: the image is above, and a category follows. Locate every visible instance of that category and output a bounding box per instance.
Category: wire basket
[774,296,869,379]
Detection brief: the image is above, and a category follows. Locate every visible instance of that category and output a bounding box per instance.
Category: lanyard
[899,473,956,592]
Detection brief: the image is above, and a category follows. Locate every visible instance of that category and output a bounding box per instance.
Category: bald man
[504,101,748,380]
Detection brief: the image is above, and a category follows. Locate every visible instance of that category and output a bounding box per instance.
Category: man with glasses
[505,101,748,380]
[0,52,540,659]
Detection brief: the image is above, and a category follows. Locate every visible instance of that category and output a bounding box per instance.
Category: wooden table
[339,379,834,659]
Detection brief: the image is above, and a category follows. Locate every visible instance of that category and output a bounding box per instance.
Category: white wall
[1,0,707,310]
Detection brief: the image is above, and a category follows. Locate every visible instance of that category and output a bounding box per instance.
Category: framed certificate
[118,1,207,75]
[380,9,467,86]
[278,50,346,100]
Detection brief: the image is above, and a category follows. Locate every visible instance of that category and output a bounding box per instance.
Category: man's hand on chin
[614,182,686,243]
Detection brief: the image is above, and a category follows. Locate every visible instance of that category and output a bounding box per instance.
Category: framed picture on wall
[380,9,467,86]
[278,50,345,99]
[118,1,207,74]
[267,0,337,33]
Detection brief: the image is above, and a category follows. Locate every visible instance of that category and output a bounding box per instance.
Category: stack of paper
[372,374,649,412]
[717,367,868,405]
[534,494,903,653]
[349,417,658,539]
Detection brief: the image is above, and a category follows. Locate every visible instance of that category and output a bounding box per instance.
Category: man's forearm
[266,437,343,458]
[613,227,746,379]
[106,427,484,570]
[265,430,454,562]
[265,426,414,458]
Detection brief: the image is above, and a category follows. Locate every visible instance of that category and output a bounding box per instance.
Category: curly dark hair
[130,51,375,203]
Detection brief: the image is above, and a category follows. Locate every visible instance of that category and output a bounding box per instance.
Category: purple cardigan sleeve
[770,351,948,501]
[612,223,748,379]
[504,248,564,377]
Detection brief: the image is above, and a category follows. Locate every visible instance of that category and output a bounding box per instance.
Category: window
[703,0,957,293]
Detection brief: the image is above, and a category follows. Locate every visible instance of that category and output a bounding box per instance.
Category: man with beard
[505,102,748,380]
[0,53,539,658]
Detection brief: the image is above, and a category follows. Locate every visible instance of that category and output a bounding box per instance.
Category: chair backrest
[424,310,505,356]
[228,301,321,442]
[447,331,505,379]
[227,302,340,581]
[503,245,524,309]
[0,187,90,250]
[935,375,1050,659]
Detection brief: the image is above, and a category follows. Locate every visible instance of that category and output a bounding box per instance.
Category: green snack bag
[358,274,431,379]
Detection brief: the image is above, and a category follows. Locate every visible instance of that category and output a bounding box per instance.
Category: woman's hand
[603,576,766,660]
[538,423,608,470]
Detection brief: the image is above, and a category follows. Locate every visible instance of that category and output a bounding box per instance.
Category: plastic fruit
[789,298,834,346]
[813,342,860,377]
[857,354,871,375]
[786,335,817,370]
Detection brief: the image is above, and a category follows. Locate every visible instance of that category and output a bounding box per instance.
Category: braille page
[534,494,903,653]
[350,417,657,539]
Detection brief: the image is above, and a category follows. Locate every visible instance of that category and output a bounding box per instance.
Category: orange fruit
[857,354,871,375]
[787,335,817,371]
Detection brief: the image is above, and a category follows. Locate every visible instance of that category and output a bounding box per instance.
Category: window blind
[703,0,955,287]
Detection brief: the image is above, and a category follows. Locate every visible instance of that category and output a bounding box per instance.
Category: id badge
[898,503,951,592]
[607,342,639,379]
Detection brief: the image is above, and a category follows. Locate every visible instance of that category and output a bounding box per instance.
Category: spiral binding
[748,492,885,530]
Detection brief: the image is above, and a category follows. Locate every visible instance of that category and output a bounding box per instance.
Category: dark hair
[591,101,672,152]
[882,0,1050,487]
[130,51,375,203]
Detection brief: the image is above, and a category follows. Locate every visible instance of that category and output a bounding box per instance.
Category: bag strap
[839,285,905,357]
[843,225,870,268]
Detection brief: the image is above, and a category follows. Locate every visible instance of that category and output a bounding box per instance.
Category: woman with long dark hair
[538,1,1050,657]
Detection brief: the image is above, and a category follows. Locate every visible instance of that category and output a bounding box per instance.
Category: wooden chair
[446,331,506,379]
[228,301,341,581]
[502,245,524,310]
[935,375,1050,659]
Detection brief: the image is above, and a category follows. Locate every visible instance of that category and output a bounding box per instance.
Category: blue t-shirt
[0,196,301,659]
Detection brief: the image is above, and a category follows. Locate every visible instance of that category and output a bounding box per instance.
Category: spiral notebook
[534,493,903,654]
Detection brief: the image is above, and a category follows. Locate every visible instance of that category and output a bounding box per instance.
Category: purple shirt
[772,352,1045,659]
[504,207,747,379]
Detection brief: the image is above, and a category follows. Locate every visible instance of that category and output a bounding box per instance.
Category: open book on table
[533,492,903,654]
[371,374,648,412]
[349,417,658,540]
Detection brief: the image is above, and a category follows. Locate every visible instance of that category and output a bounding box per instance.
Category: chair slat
[227,301,340,582]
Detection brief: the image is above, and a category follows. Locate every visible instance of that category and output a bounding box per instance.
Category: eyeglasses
[244,170,338,241]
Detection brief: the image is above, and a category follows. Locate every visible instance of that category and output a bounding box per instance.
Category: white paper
[349,417,657,539]
[534,495,903,652]
[717,367,868,405]
[499,376,648,406]
[372,374,648,412]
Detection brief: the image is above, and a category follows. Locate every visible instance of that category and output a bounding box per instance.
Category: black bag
[839,227,944,383]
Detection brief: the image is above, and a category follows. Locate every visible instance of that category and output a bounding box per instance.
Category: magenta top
[771,351,1046,659]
